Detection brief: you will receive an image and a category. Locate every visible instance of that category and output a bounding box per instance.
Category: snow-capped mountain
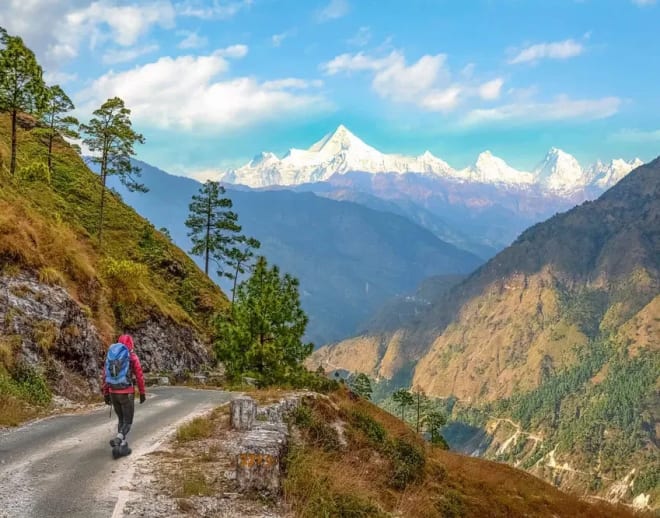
[219,125,643,196]
[460,151,534,186]
[222,125,456,187]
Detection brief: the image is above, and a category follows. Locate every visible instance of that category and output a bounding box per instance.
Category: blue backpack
[105,343,132,389]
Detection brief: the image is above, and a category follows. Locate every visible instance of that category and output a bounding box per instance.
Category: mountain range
[220,125,643,195]
[309,157,660,506]
[109,161,481,345]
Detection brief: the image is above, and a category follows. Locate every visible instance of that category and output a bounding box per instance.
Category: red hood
[118,334,134,351]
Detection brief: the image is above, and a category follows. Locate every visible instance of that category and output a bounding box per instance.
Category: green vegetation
[0,27,46,176]
[348,372,373,400]
[215,256,313,386]
[35,85,79,174]
[392,388,414,421]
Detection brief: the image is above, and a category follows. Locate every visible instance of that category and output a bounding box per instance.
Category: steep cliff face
[0,273,104,398]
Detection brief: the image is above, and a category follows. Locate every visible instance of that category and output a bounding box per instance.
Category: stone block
[230,396,257,431]
[235,428,288,494]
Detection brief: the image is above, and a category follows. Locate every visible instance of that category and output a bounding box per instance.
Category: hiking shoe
[109,438,119,447]
[112,445,121,459]
[119,443,132,457]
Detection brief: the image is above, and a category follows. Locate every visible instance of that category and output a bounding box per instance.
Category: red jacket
[102,335,146,396]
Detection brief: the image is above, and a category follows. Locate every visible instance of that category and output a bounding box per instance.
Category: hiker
[102,334,146,459]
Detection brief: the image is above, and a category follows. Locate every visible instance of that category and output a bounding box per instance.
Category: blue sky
[2,0,659,177]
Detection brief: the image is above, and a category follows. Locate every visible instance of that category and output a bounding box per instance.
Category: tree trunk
[47,115,55,173]
[98,172,107,246]
[204,195,211,275]
[10,110,17,176]
[47,134,53,173]
[231,260,241,304]
[98,149,108,247]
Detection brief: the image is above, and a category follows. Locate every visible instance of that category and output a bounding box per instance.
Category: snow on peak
[534,148,590,194]
[219,126,645,195]
[461,151,534,185]
[589,157,644,189]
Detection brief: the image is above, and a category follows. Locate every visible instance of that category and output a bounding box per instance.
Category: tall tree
[392,388,414,422]
[423,410,447,445]
[0,27,46,176]
[185,180,241,276]
[215,256,313,385]
[225,236,261,303]
[349,373,373,400]
[35,85,79,173]
[413,388,428,434]
[80,97,146,245]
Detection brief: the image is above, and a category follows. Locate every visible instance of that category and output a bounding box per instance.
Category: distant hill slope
[0,113,226,424]
[110,160,482,345]
[311,158,660,507]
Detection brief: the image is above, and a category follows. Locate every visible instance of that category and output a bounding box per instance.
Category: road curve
[0,387,233,518]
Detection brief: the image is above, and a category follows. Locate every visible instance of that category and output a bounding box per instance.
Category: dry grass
[177,470,214,497]
[0,394,39,426]
[176,416,215,442]
[283,388,647,518]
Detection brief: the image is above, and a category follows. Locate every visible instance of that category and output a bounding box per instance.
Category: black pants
[111,393,135,438]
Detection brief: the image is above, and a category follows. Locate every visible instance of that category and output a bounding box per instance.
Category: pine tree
[349,373,373,400]
[0,27,46,176]
[35,85,79,173]
[225,236,261,303]
[423,410,447,445]
[185,180,241,276]
[215,257,313,385]
[80,97,146,246]
[392,388,414,422]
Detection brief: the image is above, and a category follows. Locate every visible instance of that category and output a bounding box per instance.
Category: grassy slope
[285,388,643,518]
[0,113,227,421]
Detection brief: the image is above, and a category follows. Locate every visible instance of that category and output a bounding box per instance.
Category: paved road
[0,387,233,518]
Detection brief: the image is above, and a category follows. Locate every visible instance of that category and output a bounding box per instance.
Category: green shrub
[632,466,659,495]
[293,404,341,452]
[387,438,425,490]
[10,362,52,405]
[350,410,387,444]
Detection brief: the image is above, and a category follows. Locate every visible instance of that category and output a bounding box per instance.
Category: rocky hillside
[0,113,227,425]
[310,158,660,507]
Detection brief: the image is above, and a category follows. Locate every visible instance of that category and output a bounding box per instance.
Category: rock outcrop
[0,272,103,397]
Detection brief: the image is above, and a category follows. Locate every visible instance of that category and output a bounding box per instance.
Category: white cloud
[102,44,159,65]
[178,31,208,49]
[0,0,174,67]
[77,50,329,131]
[508,39,584,65]
[322,50,470,112]
[271,32,289,47]
[631,0,656,5]
[216,44,249,58]
[462,95,621,126]
[44,71,79,85]
[347,26,371,47]
[478,78,504,100]
[175,0,253,19]
[317,0,350,22]
[611,128,660,142]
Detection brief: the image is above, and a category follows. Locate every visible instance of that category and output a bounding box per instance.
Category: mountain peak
[308,124,372,155]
